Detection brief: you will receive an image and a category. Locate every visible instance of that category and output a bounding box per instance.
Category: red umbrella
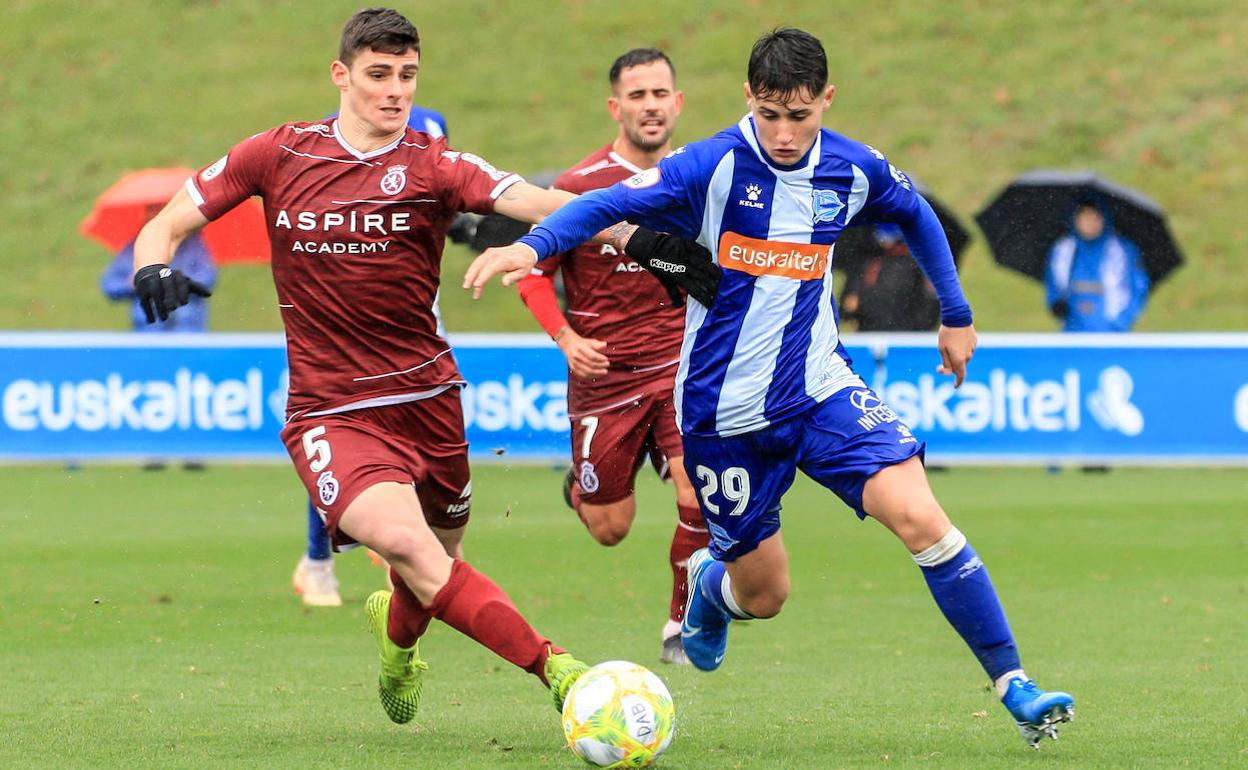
[80,167,270,264]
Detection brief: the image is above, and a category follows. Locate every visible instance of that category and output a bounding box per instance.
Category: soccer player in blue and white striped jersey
[466,28,1074,749]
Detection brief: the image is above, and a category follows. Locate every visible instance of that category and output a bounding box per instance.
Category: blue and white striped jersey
[521,114,969,438]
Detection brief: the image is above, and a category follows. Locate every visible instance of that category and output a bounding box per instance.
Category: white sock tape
[912,526,968,568]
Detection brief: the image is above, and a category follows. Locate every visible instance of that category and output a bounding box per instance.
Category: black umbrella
[832,181,970,273]
[975,170,1184,286]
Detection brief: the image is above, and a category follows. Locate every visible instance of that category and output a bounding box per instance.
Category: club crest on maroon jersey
[380,164,408,195]
[579,461,601,494]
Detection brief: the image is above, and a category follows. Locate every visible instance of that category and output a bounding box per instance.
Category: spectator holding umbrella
[1045,198,1149,332]
[976,170,1184,331]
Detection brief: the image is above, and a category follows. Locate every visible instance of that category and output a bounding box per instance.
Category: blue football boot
[680,548,729,671]
[1000,676,1075,748]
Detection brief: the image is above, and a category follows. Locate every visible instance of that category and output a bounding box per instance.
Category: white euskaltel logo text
[876,367,1145,436]
[3,369,268,432]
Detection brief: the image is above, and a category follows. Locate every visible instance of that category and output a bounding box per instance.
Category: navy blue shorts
[681,385,924,561]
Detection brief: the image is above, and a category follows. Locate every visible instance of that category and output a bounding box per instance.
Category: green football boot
[544,649,589,712]
[365,590,428,724]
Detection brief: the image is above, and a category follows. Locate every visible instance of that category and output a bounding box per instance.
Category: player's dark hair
[339,7,420,66]
[609,48,675,87]
[747,27,828,102]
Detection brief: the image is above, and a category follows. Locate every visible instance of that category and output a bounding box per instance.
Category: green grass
[2,464,1245,768]
[1,1,1246,332]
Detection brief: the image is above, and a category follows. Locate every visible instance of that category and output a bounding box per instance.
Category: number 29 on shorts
[694,465,751,516]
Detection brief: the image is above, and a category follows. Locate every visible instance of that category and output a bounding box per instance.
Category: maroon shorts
[569,389,683,505]
[280,389,471,549]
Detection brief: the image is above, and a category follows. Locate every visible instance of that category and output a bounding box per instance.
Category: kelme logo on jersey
[812,189,843,224]
[380,164,407,195]
[718,231,829,281]
[737,183,765,210]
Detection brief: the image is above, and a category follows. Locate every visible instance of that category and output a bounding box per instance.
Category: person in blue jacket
[1045,199,1149,331]
[101,229,216,332]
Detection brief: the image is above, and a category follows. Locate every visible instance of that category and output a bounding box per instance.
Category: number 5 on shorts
[302,425,332,473]
[694,465,751,516]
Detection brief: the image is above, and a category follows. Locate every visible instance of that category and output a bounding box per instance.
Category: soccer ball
[561,660,675,768]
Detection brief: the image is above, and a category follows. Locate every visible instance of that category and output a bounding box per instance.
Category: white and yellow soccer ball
[561,660,675,768]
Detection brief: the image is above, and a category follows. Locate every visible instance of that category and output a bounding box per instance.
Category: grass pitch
[1,464,1244,768]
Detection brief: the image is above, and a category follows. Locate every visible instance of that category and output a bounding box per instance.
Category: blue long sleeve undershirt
[520,187,972,327]
[900,195,973,327]
[519,188,620,259]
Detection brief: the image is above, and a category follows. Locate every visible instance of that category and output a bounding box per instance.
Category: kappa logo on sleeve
[623,167,661,189]
[201,155,228,182]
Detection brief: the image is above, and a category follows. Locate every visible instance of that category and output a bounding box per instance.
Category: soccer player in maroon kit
[516,49,708,666]
[127,8,714,726]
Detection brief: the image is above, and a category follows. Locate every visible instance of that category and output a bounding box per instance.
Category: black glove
[1050,298,1070,321]
[133,263,213,324]
[623,226,721,308]
[446,213,482,246]
[470,214,532,253]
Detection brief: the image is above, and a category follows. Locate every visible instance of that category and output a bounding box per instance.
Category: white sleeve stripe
[489,174,524,199]
[184,177,205,207]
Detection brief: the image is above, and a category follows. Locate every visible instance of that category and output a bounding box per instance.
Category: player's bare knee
[373,529,447,575]
[587,519,630,546]
[875,493,948,549]
[740,586,788,618]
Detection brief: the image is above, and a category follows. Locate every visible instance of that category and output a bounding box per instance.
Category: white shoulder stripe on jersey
[489,174,524,200]
[606,151,644,175]
[279,144,374,166]
[846,164,871,223]
[574,158,614,177]
[184,177,205,207]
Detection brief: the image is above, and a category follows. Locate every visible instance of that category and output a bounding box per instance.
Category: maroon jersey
[187,119,521,418]
[536,143,684,416]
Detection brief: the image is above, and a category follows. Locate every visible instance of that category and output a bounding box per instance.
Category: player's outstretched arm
[132,187,213,323]
[937,323,977,388]
[493,182,576,225]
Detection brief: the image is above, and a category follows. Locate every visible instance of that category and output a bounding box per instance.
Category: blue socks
[306,499,331,561]
[914,527,1020,681]
[698,559,753,621]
